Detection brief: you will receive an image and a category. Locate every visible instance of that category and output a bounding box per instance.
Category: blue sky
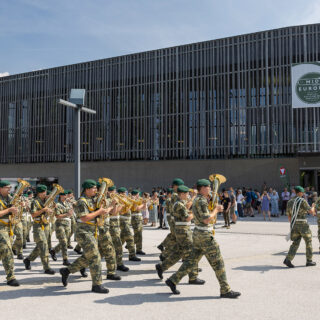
[0,0,319,76]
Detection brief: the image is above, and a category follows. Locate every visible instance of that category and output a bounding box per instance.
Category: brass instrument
[9,179,30,225]
[208,174,226,231]
[41,183,64,224]
[96,177,114,227]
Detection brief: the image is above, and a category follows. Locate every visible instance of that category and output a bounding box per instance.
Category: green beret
[131,189,139,195]
[294,186,305,193]
[27,191,33,195]
[96,182,101,189]
[23,193,28,197]
[172,178,184,186]
[82,179,97,190]
[108,186,116,191]
[0,180,11,188]
[117,187,127,193]
[177,185,190,193]
[59,192,67,196]
[196,179,211,187]
[36,184,47,193]
[167,188,173,193]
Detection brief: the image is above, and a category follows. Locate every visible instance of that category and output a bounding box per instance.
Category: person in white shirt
[281,187,290,216]
[236,189,245,218]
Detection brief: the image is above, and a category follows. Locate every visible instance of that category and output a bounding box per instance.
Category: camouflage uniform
[97,203,117,276]
[161,193,179,259]
[315,198,320,248]
[120,206,136,258]
[67,196,102,286]
[286,196,313,263]
[159,197,176,250]
[12,220,23,255]
[160,198,198,280]
[54,200,72,260]
[0,194,16,281]
[21,199,31,246]
[67,198,77,246]
[131,202,143,252]
[109,215,124,266]
[169,194,231,294]
[26,197,51,270]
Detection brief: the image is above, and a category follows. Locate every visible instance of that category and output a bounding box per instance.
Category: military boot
[49,249,57,261]
[165,279,180,295]
[155,264,163,279]
[136,250,146,255]
[92,285,109,294]
[44,269,55,275]
[63,259,71,266]
[189,278,205,285]
[157,244,164,252]
[80,268,88,277]
[117,265,129,272]
[221,290,241,299]
[7,279,20,287]
[60,267,70,286]
[23,258,31,270]
[306,261,316,266]
[283,258,294,268]
[106,274,121,280]
[17,254,24,260]
[129,256,141,262]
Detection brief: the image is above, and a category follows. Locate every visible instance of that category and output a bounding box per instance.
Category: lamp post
[58,89,96,198]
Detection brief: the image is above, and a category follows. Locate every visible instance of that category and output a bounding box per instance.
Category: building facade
[1,24,320,190]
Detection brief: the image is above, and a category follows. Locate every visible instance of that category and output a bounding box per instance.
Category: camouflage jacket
[168,192,179,215]
[192,194,211,228]
[173,199,189,223]
[286,196,311,219]
[31,197,47,221]
[0,194,12,220]
[55,200,71,226]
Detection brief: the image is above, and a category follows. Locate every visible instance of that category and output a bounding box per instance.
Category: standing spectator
[311,190,318,204]
[281,187,290,216]
[236,189,245,218]
[158,192,166,229]
[149,191,159,227]
[142,192,150,225]
[244,188,255,217]
[270,190,280,217]
[229,187,237,224]
[260,190,271,221]
[290,188,296,199]
[305,187,313,205]
[255,190,262,214]
[221,190,231,229]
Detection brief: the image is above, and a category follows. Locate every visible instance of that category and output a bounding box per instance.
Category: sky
[0,0,319,76]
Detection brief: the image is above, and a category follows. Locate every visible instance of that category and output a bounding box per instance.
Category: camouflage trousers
[110,218,123,266]
[169,229,231,294]
[287,222,313,262]
[47,223,53,250]
[28,223,50,270]
[131,215,143,251]
[12,221,24,255]
[22,216,29,245]
[317,215,320,247]
[98,227,116,275]
[0,225,15,281]
[68,215,76,246]
[54,221,71,260]
[161,227,198,280]
[161,217,177,259]
[120,217,136,258]
[68,225,102,286]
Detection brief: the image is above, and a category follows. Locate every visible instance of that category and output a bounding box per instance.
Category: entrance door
[300,169,320,191]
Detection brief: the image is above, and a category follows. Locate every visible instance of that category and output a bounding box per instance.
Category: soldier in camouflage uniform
[66,190,77,250]
[165,179,240,298]
[315,196,320,252]
[25,191,33,243]
[130,190,146,255]
[156,185,203,285]
[50,191,72,266]
[12,196,25,260]
[21,193,32,248]
[284,186,316,268]
[59,179,109,293]
[159,179,184,261]
[157,188,173,253]
[23,184,55,274]
[0,180,20,286]
[118,187,141,262]
[108,186,130,272]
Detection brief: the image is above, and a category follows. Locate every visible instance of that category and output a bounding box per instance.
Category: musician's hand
[9,207,19,214]
[43,207,52,214]
[216,204,224,213]
[111,199,118,206]
[98,208,109,216]
[67,210,73,216]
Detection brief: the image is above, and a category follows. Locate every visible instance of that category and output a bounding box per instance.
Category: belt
[175,222,191,226]
[131,213,142,217]
[295,219,307,222]
[195,225,214,231]
[105,218,110,224]
[120,216,131,220]
[110,216,119,220]
[60,218,71,221]
[0,218,9,222]
[77,219,96,224]
[0,218,14,236]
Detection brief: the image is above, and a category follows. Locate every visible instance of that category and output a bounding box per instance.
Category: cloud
[0,72,9,77]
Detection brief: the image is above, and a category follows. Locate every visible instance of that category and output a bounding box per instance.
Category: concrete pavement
[1,215,320,320]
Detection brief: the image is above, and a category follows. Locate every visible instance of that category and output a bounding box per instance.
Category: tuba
[9,179,30,225]
[41,183,64,224]
[208,174,226,232]
[96,177,114,227]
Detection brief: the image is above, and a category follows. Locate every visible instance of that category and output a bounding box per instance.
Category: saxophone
[96,177,114,227]
[208,174,226,233]
[9,179,30,225]
[41,184,64,224]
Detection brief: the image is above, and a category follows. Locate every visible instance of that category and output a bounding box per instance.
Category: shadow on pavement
[233,264,306,273]
[0,286,88,300]
[106,278,163,289]
[95,292,218,305]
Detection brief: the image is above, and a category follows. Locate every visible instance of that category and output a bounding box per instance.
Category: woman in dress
[142,192,150,225]
[270,190,279,217]
[260,190,271,221]
[148,191,159,227]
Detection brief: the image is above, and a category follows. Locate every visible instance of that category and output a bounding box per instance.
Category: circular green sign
[295,72,320,104]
